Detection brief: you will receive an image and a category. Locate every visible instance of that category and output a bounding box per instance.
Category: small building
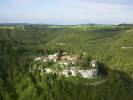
[90,60,98,68]
[57,60,71,67]
[34,57,42,62]
[41,57,48,62]
[43,59,48,62]
[60,55,71,61]
[69,69,77,76]
[48,53,59,62]
[62,68,77,77]
[44,68,52,73]
[78,69,97,78]
[83,52,86,56]
[34,56,48,62]
[62,52,68,55]
[62,69,69,77]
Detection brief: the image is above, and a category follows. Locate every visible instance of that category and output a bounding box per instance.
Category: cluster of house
[32,52,98,79]
[34,52,77,67]
[34,53,59,62]
[61,67,97,78]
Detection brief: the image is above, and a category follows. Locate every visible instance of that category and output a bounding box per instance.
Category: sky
[0,0,133,25]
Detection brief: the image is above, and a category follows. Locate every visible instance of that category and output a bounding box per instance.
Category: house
[62,68,76,77]
[71,56,77,64]
[83,52,86,56]
[61,67,98,78]
[57,61,64,66]
[34,57,42,62]
[44,68,52,73]
[90,60,98,68]
[78,69,97,78]
[36,56,48,62]
[60,55,76,64]
[57,60,71,67]
[62,69,69,77]
[69,69,77,76]
[48,53,59,62]
[34,56,48,62]
[43,58,48,62]
[63,61,69,66]
[62,52,68,55]
[60,55,71,61]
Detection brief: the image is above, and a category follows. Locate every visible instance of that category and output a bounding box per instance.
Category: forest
[0,24,133,100]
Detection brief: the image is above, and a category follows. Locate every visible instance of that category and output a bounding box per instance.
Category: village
[30,52,98,79]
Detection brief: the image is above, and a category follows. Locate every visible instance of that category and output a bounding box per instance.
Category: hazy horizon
[0,0,133,25]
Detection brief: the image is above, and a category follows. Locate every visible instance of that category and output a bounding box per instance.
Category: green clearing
[0,26,15,29]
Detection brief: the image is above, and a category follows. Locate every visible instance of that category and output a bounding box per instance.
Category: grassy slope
[44,26,133,76]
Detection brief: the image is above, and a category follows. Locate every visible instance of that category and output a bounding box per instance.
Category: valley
[0,24,133,100]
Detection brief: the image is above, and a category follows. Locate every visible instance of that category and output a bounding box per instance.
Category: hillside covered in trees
[0,24,133,100]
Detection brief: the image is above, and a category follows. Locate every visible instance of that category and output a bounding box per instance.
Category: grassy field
[0,26,15,29]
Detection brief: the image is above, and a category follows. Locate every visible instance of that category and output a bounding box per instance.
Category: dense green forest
[0,25,133,100]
